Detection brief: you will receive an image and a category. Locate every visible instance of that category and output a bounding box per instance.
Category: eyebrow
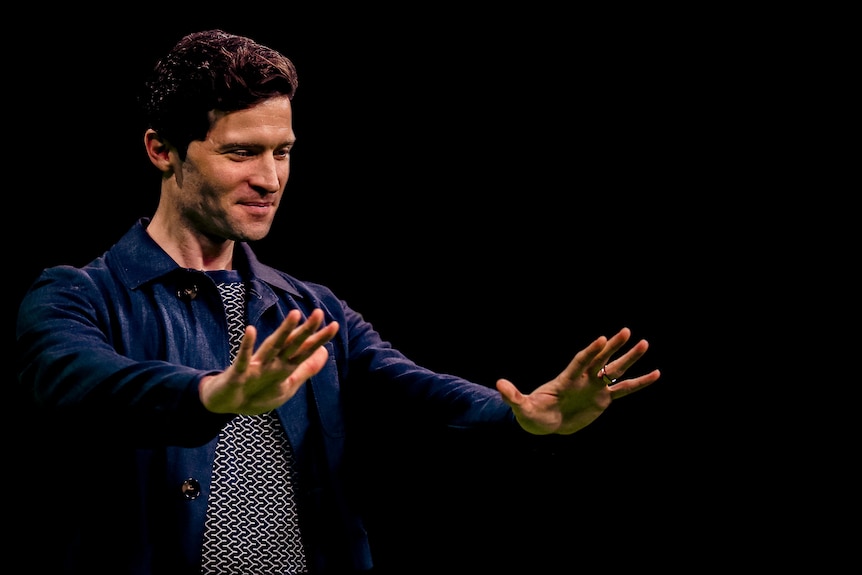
[217,139,296,150]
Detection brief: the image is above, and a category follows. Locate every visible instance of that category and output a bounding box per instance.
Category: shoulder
[239,243,343,306]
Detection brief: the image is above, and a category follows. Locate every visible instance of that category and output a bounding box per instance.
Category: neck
[145,214,234,271]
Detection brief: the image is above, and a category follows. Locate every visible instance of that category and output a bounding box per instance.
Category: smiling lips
[239,198,275,208]
[237,201,276,218]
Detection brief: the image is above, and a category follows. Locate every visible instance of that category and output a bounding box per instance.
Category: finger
[277,310,327,361]
[257,309,304,363]
[283,345,332,388]
[608,369,661,399]
[260,309,326,364]
[559,335,608,384]
[277,314,337,363]
[591,327,632,372]
[601,338,650,381]
[232,325,257,373]
[283,321,339,363]
[590,327,643,384]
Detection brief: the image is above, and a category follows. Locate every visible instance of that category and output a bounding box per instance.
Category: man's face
[171,96,295,243]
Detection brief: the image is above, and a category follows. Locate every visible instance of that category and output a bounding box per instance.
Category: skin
[143,95,661,427]
[497,327,660,435]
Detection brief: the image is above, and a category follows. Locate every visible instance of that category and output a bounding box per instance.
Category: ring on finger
[598,364,616,386]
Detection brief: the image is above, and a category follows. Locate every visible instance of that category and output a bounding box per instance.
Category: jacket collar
[111,218,302,298]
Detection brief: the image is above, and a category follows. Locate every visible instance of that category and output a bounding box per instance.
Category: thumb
[495,378,525,408]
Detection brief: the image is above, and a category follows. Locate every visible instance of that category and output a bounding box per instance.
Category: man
[15,29,660,574]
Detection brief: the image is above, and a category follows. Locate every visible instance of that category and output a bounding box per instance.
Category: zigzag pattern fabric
[219,280,246,359]
[201,279,307,574]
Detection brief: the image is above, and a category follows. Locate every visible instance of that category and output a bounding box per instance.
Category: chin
[242,230,272,242]
[236,219,275,241]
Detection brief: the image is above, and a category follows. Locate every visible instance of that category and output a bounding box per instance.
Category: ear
[144,129,175,173]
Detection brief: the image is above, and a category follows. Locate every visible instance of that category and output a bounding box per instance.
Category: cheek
[202,164,247,193]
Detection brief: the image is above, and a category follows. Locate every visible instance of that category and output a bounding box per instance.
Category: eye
[229,148,255,158]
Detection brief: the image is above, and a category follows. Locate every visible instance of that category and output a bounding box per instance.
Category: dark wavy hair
[139,29,299,159]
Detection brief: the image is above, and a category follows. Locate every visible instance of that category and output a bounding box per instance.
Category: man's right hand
[199,308,339,415]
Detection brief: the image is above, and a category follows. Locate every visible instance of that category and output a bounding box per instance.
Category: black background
[7,7,756,573]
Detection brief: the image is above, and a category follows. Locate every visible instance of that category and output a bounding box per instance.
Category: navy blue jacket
[15,218,519,574]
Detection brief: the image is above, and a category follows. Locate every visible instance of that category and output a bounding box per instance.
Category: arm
[16,266,337,445]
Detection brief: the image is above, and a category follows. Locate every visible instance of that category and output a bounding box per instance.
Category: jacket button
[181,478,202,500]
[177,285,198,301]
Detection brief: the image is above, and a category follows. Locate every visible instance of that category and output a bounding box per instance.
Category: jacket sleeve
[15,265,232,447]
[336,298,519,430]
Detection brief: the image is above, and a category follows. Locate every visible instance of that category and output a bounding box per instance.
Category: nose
[250,155,285,193]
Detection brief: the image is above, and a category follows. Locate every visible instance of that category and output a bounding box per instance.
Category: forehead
[207,96,294,142]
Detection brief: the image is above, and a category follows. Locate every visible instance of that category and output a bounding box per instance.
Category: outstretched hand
[496,327,660,435]
[200,309,340,415]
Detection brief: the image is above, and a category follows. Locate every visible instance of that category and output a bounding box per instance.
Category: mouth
[237,201,275,215]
